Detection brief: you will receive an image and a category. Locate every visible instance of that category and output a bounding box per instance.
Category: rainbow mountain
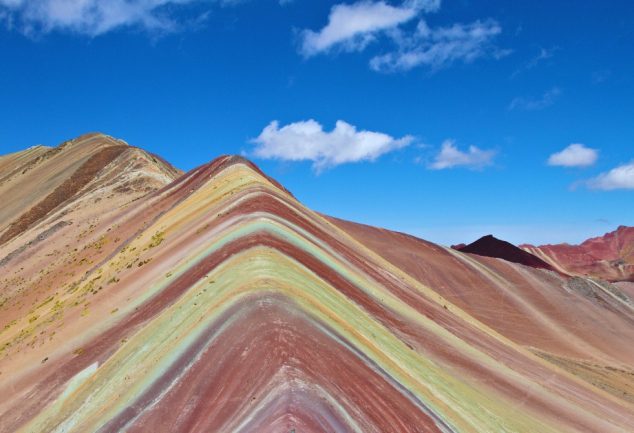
[1,133,633,432]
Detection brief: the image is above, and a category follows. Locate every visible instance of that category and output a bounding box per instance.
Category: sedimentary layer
[0,137,633,432]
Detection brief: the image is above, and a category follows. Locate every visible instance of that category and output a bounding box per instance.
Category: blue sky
[0,0,632,246]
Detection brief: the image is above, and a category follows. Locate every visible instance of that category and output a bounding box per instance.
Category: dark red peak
[451,243,467,251]
[459,235,555,271]
[461,235,513,252]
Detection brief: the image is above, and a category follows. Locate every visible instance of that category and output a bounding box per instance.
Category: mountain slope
[0,133,182,380]
[522,226,634,282]
[329,217,634,406]
[0,137,633,432]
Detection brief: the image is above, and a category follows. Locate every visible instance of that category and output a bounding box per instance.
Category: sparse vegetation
[148,231,165,248]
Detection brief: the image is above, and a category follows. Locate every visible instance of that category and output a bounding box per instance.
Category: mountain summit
[455,234,556,271]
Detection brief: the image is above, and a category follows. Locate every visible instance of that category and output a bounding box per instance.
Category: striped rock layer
[1,136,634,432]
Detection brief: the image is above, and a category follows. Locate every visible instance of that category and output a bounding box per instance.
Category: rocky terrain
[0,134,633,433]
[522,226,634,282]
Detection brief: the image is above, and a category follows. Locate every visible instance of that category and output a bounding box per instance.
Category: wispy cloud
[371,19,504,72]
[428,140,495,170]
[251,119,413,172]
[299,0,504,72]
[511,46,558,78]
[0,0,243,36]
[526,46,558,68]
[548,143,598,167]
[508,87,561,111]
[586,161,634,190]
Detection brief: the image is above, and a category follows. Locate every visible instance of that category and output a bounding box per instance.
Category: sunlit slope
[0,134,181,356]
[1,155,633,432]
[330,217,634,408]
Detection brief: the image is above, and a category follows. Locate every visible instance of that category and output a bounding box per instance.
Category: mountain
[521,226,634,282]
[0,133,181,246]
[1,134,634,433]
[454,234,557,272]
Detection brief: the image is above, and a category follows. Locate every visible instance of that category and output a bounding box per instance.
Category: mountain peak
[0,135,180,247]
[199,153,295,198]
[58,132,129,151]
[457,234,556,271]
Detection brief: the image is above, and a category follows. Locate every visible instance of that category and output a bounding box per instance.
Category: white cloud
[299,0,504,72]
[429,140,495,170]
[0,0,235,35]
[251,119,413,172]
[548,143,598,167]
[508,87,561,111]
[587,161,634,190]
[370,18,503,72]
[299,1,421,56]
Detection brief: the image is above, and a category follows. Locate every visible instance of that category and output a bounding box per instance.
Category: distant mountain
[1,134,634,433]
[454,234,556,271]
[0,132,181,247]
[521,226,634,282]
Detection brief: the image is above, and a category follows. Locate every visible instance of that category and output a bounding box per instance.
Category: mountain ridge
[521,225,634,282]
[1,134,633,433]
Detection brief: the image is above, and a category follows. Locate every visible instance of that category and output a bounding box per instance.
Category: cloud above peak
[299,0,503,72]
[251,119,413,172]
[548,143,598,167]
